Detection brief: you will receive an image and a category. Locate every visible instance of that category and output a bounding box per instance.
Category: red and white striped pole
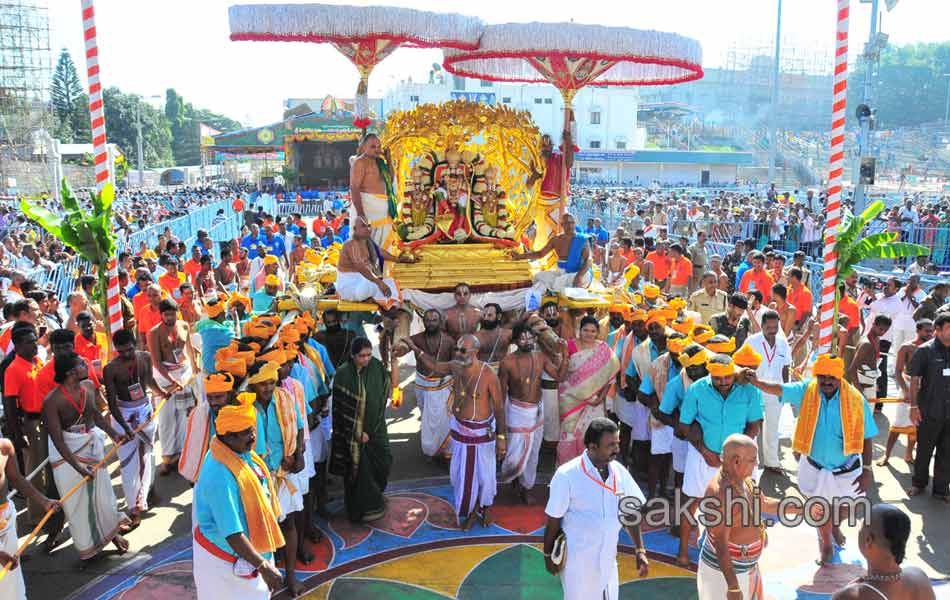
[818,0,850,353]
[82,0,123,336]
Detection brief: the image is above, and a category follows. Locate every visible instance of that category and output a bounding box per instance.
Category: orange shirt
[619,248,636,266]
[35,358,101,408]
[232,198,244,212]
[183,260,201,285]
[158,272,184,298]
[4,355,45,413]
[669,256,693,286]
[739,269,776,304]
[74,333,101,365]
[787,284,814,323]
[645,251,672,281]
[136,303,162,335]
[839,294,860,331]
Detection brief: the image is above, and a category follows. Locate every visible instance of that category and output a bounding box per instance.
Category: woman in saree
[557,316,621,466]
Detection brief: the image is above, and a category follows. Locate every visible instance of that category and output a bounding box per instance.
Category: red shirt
[839,295,860,331]
[541,151,566,199]
[183,260,201,285]
[74,333,101,365]
[787,284,814,323]
[35,358,101,408]
[158,272,183,298]
[4,355,45,413]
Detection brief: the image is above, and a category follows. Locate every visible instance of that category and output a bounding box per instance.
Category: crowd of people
[0,148,945,600]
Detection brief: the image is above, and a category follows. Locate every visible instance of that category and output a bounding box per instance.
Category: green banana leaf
[837,231,899,271]
[19,201,65,241]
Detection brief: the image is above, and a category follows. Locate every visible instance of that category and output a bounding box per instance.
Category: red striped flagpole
[819,0,850,353]
[82,0,123,335]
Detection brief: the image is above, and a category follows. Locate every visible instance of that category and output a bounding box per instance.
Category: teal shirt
[679,377,765,453]
[254,397,305,472]
[625,339,660,381]
[194,450,274,561]
[779,381,878,470]
[251,289,276,314]
[659,374,687,415]
[640,357,679,396]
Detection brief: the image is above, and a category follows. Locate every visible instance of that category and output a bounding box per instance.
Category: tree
[50,49,84,142]
[828,200,930,355]
[102,88,174,168]
[68,93,92,143]
[165,88,241,166]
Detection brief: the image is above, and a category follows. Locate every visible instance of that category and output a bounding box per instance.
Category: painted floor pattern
[71,477,949,600]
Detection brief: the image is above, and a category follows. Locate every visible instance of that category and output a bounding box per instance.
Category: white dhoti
[112,401,156,515]
[180,403,211,484]
[0,502,25,600]
[499,399,544,489]
[533,268,593,294]
[761,393,783,468]
[154,361,195,457]
[887,389,916,436]
[683,443,720,498]
[417,372,453,458]
[541,374,560,442]
[350,192,393,251]
[49,428,128,559]
[449,415,496,522]
[309,419,327,464]
[335,271,401,310]
[672,437,689,473]
[275,470,304,521]
[797,455,864,500]
[193,531,270,600]
[649,418,674,455]
[616,397,650,441]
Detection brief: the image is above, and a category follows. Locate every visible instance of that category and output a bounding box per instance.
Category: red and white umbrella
[229,3,483,129]
[443,22,702,235]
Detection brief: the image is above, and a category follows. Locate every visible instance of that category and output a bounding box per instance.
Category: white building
[382,74,647,151]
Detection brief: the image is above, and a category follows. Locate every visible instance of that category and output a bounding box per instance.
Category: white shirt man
[745,324,791,470]
[545,449,645,599]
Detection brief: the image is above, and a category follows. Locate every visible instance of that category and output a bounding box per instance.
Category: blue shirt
[595,226,610,244]
[241,235,265,259]
[126,283,144,299]
[625,340,661,380]
[290,364,317,404]
[735,260,752,288]
[251,289,276,314]
[640,355,680,396]
[779,381,878,470]
[679,377,765,454]
[338,225,350,241]
[659,374,688,415]
[261,234,286,257]
[194,450,274,560]
[254,397,304,472]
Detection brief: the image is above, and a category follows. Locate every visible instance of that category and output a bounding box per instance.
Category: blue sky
[46,0,948,126]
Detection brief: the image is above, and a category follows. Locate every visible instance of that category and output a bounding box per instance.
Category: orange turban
[813,354,845,379]
[692,325,715,344]
[247,361,280,384]
[645,311,667,328]
[205,300,226,319]
[643,284,661,299]
[264,274,280,287]
[667,336,689,354]
[628,308,647,322]
[667,297,687,312]
[733,344,763,369]
[215,393,257,434]
[671,317,694,335]
[204,372,234,394]
[215,356,247,378]
[706,356,737,377]
[263,255,279,266]
[705,336,736,354]
[257,348,286,365]
[680,347,710,368]
[229,293,251,309]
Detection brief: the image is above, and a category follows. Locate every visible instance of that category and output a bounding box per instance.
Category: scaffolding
[0,0,52,163]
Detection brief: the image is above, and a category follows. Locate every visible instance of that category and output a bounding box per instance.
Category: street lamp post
[943,74,950,125]
[851,0,882,217]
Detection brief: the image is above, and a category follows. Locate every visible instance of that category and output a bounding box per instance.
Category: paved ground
[13,350,950,599]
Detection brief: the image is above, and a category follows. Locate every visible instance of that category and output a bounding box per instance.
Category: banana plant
[828,199,930,355]
[21,178,117,351]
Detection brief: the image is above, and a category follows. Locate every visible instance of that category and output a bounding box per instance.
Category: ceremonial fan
[229,3,483,130]
[443,22,703,238]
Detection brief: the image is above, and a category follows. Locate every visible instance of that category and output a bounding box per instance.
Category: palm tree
[828,199,930,355]
[21,179,118,349]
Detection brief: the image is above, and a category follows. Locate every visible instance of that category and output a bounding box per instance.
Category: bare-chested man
[349,132,393,250]
[847,314,892,404]
[697,434,801,600]
[408,334,506,529]
[878,319,932,467]
[147,298,197,475]
[104,328,168,525]
[475,303,512,370]
[336,217,413,309]
[444,283,481,340]
[44,352,130,560]
[215,246,239,292]
[498,324,565,502]
[393,309,455,460]
[512,212,592,293]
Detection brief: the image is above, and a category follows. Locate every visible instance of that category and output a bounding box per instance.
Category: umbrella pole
[559,90,576,231]
[355,65,373,136]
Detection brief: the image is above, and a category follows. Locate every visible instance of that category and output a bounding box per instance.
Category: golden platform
[392,243,536,293]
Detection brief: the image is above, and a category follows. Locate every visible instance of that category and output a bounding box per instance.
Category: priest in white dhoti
[543,418,648,600]
[349,132,396,251]
[335,217,415,311]
[193,397,286,599]
[745,353,877,566]
[512,212,593,294]
[152,353,195,471]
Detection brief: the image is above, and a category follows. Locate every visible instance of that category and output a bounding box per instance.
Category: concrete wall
[575,161,738,186]
[1,158,97,195]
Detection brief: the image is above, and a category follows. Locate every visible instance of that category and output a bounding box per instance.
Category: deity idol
[434,171,471,243]
[471,164,515,242]
[397,167,438,246]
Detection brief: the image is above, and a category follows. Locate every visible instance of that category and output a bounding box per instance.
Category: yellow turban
[229,293,251,309]
[706,356,737,377]
[645,311,667,328]
[204,373,235,394]
[279,326,301,343]
[304,249,320,264]
[215,356,247,378]
[247,361,280,385]
[643,283,660,299]
[215,393,257,435]
[235,391,256,406]
[265,274,280,287]
[257,348,286,365]
[205,300,226,319]
[706,336,736,354]
[692,325,715,344]
[655,308,678,321]
[680,347,710,368]
[263,255,279,266]
[733,344,763,369]
[623,264,640,284]
[609,303,628,314]
[668,297,687,312]
[667,336,689,354]
[277,297,299,312]
[813,354,845,379]
[671,317,694,335]
[628,309,647,322]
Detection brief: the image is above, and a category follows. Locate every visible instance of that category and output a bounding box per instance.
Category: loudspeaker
[859,157,876,185]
